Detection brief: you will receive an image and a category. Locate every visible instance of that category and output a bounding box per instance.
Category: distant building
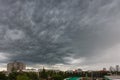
[103,68,107,71]
[38,69,61,73]
[109,66,115,72]
[76,69,82,72]
[116,65,119,72]
[23,69,38,72]
[7,61,26,73]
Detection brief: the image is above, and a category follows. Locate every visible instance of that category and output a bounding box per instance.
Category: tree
[40,68,48,79]
[27,72,39,80]
[8,72,19,80]
[0,72,7,80]
[52,74,63,80]
[16,74,31,80]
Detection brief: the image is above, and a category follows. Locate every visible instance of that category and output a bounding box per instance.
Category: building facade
[7,61,26,73]
[103,68,107,71]
[116,65,120,72]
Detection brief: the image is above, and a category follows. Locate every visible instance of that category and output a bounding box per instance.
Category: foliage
[40,68,48,79]
[8,72,39,80]
[8,72,20,80]
[16,74,31,80]
[26,72,39,80]
[0,72,7,80]
[52,74,64,80]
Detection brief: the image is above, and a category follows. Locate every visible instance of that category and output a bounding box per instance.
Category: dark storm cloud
[0,0,120,65]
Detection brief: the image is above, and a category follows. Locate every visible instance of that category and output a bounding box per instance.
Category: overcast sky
[0,0,120,71]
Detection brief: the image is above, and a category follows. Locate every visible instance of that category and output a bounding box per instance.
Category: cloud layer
[0,0,120,70]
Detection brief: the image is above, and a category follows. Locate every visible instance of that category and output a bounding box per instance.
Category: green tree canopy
[16,74,31,80]
[52,74,64,80]
[0,72,7,80]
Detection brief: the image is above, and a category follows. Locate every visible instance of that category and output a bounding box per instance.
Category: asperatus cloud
[0,0,119,71]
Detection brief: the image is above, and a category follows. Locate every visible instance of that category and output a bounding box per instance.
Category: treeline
[0,72,39,80]
[0,69,66,80]
[0,70,120,80]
